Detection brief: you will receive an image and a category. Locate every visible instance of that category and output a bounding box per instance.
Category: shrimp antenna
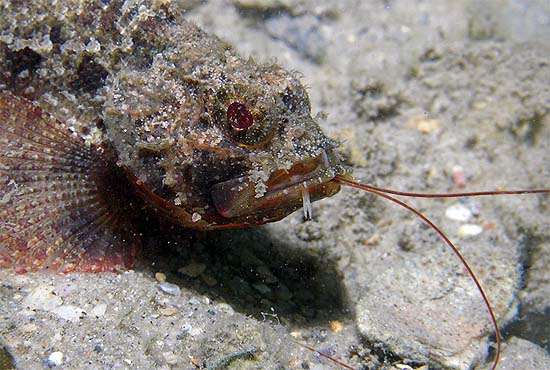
[330,174,550,370]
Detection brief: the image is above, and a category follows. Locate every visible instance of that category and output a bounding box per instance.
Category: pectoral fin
[0,93,140,273]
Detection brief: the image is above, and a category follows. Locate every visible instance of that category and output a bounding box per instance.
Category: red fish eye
[227,102,254,131]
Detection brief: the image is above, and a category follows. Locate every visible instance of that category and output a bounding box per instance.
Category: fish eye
[227,102,254,131]
[218,98,275,148]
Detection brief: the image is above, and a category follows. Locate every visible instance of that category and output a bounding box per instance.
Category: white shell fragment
[90,303,107,318]
[445,203,473,222]
[51,305,86,322]
[191,212,202,222]
[457,224,483,238]
[47,351,64,366]
[158,282,181,296]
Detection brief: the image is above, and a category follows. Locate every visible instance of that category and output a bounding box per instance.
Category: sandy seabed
[1,0,549,369]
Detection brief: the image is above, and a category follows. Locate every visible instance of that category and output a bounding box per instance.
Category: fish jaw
[210,149,343,223]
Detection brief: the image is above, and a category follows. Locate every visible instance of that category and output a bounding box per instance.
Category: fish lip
[211,150,342,219]
[265,150,334,193]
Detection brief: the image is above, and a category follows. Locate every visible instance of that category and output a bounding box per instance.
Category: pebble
[395,364,415,370]
[329,320,343,333]
[158,282,181,296]
[47,351,63,367]
[200,274,218,286]
[23,285,62,311]
[407,117,441,133]
[163,351,178,365]
[445,203,473,222]
[187,297,201,306]
[256,265,278,284]
[451,165,467,188]
[182,323,203,336]
[51,305,86,322]
[215,303,235,316]
[155,272,167,282]
[90,303,107,317]
[159,307,178,316]
[178,262,206,278]
[19,323,38,333]
[252,283,271,295]
[457,224,483,238]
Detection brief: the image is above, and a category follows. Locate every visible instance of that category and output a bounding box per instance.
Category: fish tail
[0,92,141,273]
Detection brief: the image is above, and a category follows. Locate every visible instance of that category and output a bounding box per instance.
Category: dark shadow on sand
[139,220,352,327]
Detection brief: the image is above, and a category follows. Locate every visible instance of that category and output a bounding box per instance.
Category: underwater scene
[1,0,549,369]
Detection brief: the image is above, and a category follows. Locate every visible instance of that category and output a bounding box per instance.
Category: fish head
[203,63,346,226]
[106,45,345,229]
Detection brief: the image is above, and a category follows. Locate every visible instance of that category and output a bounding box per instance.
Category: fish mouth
[211,150,342,222]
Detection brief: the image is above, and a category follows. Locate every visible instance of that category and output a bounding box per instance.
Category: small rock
[200,273,218,286]
[178,262,206,278]
[329,320,343,333]
[20,323,38,333]
[47,351,63,367]
[310,364,325,370]
[23,286,62,311]
[182,323,203,336]
[256,265,278,284]
[479,337,550,370]
[457,224,483,238]
[215,303,235,316]
[155,272,167,282]
[252,283,271,295]
[451,165,467,188]
[407,117,441,133]
[90,303,107,318]
[163,351,178,365]
[273,283,292,300]
[187,298,201,306]
[51,305,86,322]
[158,282,181,296]
[54,282,77,297]
[159,307,178,316]
[395,364,415,370]
[445,203,473,222]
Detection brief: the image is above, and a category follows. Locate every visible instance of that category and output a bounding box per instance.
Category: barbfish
[0,0,344,273]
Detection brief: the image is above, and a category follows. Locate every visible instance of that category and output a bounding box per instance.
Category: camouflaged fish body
[0,0,343,272]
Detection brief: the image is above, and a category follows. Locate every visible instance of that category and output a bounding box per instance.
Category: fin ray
[0,92,140,273]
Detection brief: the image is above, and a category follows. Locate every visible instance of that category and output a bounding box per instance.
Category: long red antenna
[332,175,545,370]
[291,339,356,370]
[348,183,550,198]
[333,175,549,369]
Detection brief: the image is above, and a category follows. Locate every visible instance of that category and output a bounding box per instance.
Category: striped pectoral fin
[0,92,141,273]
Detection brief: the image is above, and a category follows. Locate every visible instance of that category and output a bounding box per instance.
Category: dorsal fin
[0,93,141,273]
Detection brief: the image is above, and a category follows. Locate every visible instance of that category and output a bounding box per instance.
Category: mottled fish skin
[0,0,345,272]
